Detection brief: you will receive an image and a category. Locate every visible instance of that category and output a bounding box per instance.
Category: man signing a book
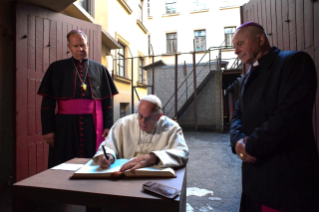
[93,95,189,171]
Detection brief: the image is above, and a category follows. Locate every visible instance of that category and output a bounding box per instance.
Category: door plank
[27,15,35,73]
[261,0,267,31]
[43,19,50,72]
[36,141,44,173]
[270,0,277,47]
[36,17,44,73]
[16,3,29,182]
[288,0,297,51]
[276,0,283,50]
[49,21,57,64]
[28,143,36,177]
[265,0,273,45]
[296,0,304,51]
[36,80,42,134]
[27,78,36,136]
[304,0,313,49]
[282,0,290,50]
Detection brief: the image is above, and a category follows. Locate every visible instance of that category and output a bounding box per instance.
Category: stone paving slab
[184,131,242,212]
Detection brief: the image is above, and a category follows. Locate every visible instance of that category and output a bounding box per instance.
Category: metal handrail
[163,58,213,116]
[162,47,220,110]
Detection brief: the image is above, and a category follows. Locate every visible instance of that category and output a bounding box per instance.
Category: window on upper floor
[193,0,206,11]
[139,58,144,84]
[165,0,177,14]
[138,0,143,22]
[147,0,151,16]
[166,33,177,54]
[194,30,206,51]
[77,0,94,17]
[118,43,125,77]
[224,27,236,48]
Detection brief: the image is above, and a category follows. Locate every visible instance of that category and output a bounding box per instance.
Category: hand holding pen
[98,146,114,169]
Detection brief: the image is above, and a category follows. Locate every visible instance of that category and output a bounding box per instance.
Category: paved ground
[184,131,242,212]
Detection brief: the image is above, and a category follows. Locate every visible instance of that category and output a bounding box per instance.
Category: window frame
[77,0,95,17]
[194,30,206,51]
[147,0,150,16]
[166,33,177,54]
[117,43,125,77]
[224,27,236,48]
[139,58,144,84]
[165,0,177,14]
[138,0,143,22]
[193,0,206,11]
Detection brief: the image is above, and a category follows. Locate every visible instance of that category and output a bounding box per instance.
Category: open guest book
[70,158,176,179]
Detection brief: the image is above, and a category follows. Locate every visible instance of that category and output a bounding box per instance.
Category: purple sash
[262,205,282,212]
[57,99,104,151]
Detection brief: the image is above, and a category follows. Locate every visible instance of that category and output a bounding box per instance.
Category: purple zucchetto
[235,21,264,33]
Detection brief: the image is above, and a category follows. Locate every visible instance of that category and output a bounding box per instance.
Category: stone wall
[178,72,223,131]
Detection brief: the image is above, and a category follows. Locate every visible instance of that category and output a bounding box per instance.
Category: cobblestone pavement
[184,131,242,212]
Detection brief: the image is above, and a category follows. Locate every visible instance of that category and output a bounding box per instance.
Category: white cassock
[93,114,189,168]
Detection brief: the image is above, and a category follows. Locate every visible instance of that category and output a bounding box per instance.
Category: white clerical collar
[252,60,259,67]
[253,50,269,67]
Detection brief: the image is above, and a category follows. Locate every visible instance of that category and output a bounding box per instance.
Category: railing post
[193,39,198,131]
[152,54,155,94]
[175,54,178,118]
[131,58,134,113]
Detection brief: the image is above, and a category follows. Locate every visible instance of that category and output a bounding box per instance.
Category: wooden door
[15,2,102,182]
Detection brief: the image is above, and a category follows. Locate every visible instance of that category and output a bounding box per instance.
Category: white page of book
[75,159,129,174]
[74,158,173,175]
[51,163,84,171]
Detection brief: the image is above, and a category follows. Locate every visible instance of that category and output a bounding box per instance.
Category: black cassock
[38,57,118,168]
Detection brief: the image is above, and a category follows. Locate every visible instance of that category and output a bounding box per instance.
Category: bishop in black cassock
[38,30,118,168]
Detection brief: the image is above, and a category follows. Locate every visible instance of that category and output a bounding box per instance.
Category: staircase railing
[162,47,221,117]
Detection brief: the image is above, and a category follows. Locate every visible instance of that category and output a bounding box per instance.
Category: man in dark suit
[230,22,319,211]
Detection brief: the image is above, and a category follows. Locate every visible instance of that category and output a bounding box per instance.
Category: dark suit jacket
[230,47,319,211]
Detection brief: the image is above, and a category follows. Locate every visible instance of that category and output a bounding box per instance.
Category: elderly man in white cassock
[93,95,189,171]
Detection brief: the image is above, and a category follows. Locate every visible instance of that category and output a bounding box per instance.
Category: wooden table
[13,158,187,212]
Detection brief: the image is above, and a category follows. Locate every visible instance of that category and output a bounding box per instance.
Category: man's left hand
[102,129,110,137]
[120,153,156,172]
[235,138,256,163]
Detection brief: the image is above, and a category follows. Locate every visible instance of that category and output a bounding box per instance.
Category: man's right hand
[235,138,257,163]
[44,132,55,147]
[98,154,115,169]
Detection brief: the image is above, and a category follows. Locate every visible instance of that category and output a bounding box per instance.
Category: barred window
[224,27,236,48]
[194,30,206,51]
[166,33,177,54]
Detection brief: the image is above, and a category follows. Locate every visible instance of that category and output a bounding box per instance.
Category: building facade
[145,0,245,131]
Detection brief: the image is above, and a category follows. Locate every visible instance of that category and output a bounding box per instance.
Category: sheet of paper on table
[51,163,84,171]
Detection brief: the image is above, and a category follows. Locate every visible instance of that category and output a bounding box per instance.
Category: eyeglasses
[137,113,159,123]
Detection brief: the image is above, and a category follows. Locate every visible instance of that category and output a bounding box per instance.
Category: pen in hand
[102,145,109,161]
